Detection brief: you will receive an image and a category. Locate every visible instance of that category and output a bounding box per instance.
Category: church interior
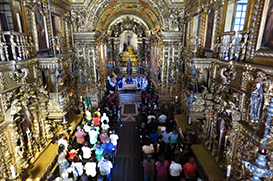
[1,0,273,180]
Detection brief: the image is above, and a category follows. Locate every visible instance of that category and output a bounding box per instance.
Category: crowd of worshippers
[50,107,120,181]
[136,108,200,181]
[106,74,149,91]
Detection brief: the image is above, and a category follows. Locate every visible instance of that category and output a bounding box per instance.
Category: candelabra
[242,97,273,181]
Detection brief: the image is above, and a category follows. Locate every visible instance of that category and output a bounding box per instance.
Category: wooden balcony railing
[214,30,250,61]
[0,31,34,62]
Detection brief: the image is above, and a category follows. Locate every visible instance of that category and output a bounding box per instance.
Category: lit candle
[175,96,178,103]
[224,135,228,147]
[261,149,265,154]
[219,130,223,146]
[80,96,83,102]
[226,165,231,177]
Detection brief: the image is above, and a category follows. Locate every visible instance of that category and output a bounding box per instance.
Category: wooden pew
[191,144,225,181]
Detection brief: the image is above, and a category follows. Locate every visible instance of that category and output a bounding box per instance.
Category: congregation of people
[136,105,199,181]
[51,101,120,181]
[46,70,201,181]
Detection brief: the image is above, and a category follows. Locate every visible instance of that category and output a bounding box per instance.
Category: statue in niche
[126,59,132,75]
[248,82,264,120]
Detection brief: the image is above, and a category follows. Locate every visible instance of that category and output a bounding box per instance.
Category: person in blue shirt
[126,75,133,84]
[149,129,159,144]
[102,137,115,162]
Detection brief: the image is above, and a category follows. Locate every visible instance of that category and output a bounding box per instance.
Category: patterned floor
[120,102,140,121]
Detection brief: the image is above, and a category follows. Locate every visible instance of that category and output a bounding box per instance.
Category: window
[233,0,248,31]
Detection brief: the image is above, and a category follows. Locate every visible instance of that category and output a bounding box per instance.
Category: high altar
[120,45,138,67]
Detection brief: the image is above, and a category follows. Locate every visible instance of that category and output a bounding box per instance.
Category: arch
[83,0,165,32]
[108,15,150,31]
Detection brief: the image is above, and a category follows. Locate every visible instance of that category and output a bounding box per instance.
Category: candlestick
[10,165,16,178]
[175,96,178,103]
[224,135,228,147]
[208,118,211,133]
[188,117,191,124]
[226,165,231,177]
[80,96,83,103]
[219,130,223,146]
[210,122,213,136]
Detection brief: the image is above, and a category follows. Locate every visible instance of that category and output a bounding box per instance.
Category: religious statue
[248,82,264,120]
[120,45,138,66]
[126,59,132,75]
[146,61,151,75]
[168,74,175,87]
[107,61,113,75]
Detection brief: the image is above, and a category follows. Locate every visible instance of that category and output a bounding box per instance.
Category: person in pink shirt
[74,126,86,148]
[100,130,108,143]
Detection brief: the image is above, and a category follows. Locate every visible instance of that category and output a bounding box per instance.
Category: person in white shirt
[84,161,97,178]
[147,114,156,124]
[158,112,167,124]
[101,120,110,132]
[81,142,92,164]
[89,127,98,145]
[109,130,119,155]
[84,122,92,133]
[101,112,110,124]
[169,157,182,181]
[58,133,69,151]
[98,154,113,180]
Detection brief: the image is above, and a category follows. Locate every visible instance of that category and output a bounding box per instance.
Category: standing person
[58,144,70,178]
[100,130,108,143]
[139,122,148,146]
[156,153,169,181]
[169,157,182,181]
[74,126,86,149]
[117,76,123,91]
[149,129,159,144]
[143,154,155,181]
[89,127,98,145]
[81,142,92,164]
[142,76,148,91]
[136,74,142,90]
[98,154,113,181]
[93,114,101,126]
[58,133,69,151]
[102,137,115,162]
[183,157,197,180]
[169,128,179,159]
[158,112,167,124]
[93,142,104,162]
[84,159,97,179]
[109,130,119,156]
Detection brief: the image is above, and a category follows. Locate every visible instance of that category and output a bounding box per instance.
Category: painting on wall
[205,10,215,49]
[261,0,273,49]
[67,20,73,46]
[35,8,48,50]
[11,1,22,33]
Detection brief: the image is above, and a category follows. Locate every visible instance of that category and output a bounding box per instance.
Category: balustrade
[214,30,250,61]
[0,31,33,62]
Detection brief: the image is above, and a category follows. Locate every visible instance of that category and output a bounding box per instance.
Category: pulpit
[120,45,138,66]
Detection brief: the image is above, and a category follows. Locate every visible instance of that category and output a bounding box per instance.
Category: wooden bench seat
[191,144,225,181]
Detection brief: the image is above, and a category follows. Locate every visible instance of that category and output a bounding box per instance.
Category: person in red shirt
[183,157,197,180]
[93,114,101,126]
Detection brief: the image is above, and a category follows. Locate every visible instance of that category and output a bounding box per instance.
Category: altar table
[122,83,137,91]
